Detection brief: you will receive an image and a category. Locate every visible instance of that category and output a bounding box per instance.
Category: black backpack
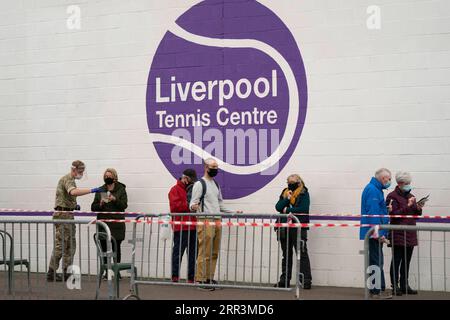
[186,183,194,210]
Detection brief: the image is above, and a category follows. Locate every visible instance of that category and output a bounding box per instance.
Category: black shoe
[302,282,312,290]
[274,281,290,288]
[401,286,418,295]
[62,268,74,282]
[207,279,222,290]
[392,287,403,296]
[197,281,215,291]
[47,272,63,282]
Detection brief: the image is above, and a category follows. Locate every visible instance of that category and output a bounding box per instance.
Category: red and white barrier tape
[0,208,448,220]
[94,218,375,228]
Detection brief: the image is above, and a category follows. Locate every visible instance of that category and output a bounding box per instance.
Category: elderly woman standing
[386,171,424,296]
[91,168,128,274]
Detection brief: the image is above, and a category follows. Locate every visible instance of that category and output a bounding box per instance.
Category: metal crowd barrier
[0,218,115,300]
[363,224,450,299]
[124,213,305,300]
[4,210,448,300]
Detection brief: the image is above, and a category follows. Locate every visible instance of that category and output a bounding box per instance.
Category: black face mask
[287,183,299,191]
[207,168,218,177]
[104,177,114,185]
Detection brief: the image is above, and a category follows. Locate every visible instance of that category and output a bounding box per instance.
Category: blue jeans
[369,238,386,294]
[171,229,197,280]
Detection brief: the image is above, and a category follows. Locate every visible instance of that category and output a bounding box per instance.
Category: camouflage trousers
[48,211,76,272]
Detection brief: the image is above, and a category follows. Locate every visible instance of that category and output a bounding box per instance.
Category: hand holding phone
[417,194,430,207]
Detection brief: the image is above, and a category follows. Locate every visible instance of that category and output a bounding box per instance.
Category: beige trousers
[195,218,222,282]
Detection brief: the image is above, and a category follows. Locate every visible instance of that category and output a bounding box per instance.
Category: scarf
[282,180,305,206]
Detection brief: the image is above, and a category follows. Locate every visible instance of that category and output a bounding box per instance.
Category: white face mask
[72,166,85,180]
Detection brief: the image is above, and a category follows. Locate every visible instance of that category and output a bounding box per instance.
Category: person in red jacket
[169,169,198,283]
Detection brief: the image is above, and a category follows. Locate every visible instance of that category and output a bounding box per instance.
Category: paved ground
[1,272,449,300]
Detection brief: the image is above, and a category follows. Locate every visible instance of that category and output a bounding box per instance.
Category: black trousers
[172,229,197,280]
[390,245,414,290]
[278,228,312,286]
[100,238,122,264]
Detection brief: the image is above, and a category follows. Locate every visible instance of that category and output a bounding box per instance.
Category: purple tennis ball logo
[146,0,308,199]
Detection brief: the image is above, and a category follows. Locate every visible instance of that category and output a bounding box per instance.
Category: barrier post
[95,221,114,300]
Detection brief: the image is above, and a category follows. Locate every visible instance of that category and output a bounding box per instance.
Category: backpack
[186,183,194,211]
[198,178,220,212]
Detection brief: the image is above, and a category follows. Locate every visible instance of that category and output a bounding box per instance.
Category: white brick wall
[1,0,450,290]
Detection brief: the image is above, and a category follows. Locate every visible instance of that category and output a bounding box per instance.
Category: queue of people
[48,160,427,298]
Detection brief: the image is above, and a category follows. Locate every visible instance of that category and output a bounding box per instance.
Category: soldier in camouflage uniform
[47,160,104,282]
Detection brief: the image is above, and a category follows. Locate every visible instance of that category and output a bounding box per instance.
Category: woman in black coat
[91,168,127,270]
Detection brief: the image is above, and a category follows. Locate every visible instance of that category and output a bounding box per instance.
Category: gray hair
[395,171,412,184]
[375,168,391,179]
[204,158,218,166]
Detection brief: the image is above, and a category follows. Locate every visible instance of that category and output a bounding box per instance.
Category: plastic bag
[160,214,172,241]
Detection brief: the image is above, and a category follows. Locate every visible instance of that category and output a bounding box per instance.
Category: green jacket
[91,182,128,241]
[275,187,310,225]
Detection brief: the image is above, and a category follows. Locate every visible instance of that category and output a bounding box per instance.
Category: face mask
[383,181,391,189]
[104,177,114,185]
[401,185,412,192]
[288,183,299,191]
[207,168,218,177]
[75,174,83,180]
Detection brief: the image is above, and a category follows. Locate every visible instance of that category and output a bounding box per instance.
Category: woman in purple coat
[386,171,425,296]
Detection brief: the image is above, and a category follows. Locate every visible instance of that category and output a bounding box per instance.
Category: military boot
[47,268,63,282]
[63,268,72,281]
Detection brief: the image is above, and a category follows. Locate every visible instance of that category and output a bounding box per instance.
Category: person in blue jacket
[360,168,393,299]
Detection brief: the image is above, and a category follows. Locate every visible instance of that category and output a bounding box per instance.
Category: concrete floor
[1,272,449,300]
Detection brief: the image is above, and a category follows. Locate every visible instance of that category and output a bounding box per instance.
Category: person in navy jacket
[360,168,393,299]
